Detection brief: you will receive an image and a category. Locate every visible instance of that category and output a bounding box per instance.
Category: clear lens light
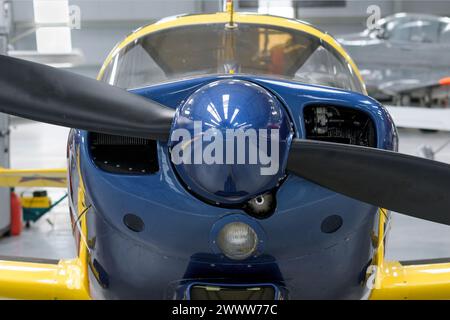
[217,222,258,260]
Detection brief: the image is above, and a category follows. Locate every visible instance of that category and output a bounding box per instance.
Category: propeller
[287,139,450,225]
[1,56,450,225]
[0,55,174,140]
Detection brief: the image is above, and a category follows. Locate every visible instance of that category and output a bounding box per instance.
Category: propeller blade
[287,139,450,225]
[0,55,174,140]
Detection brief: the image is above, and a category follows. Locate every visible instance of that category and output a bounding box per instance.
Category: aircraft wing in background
[379,77,450,107]
[0,168,67,188]
[379,77,450,95]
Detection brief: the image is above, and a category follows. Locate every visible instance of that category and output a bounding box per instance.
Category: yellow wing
[0,257,90,300]
[370,260,450,300]
[0,168,82,299]
[0,168,67,188]
[369,209,450,299]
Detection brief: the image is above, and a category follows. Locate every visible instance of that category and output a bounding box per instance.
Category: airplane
[339,13,450,107]
[1,4,450,300]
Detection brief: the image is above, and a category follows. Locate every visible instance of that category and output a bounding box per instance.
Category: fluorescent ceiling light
[258,0,295,18]
[33,0,72,54]
[36,27,72,54]
[33,0,69,24]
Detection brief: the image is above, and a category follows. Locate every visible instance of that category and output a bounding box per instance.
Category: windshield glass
[100,23,364,93]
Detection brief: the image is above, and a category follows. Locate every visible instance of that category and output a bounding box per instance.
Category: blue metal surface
[134,74,397,151]
[169,79,292,205]
[67,75,397,299]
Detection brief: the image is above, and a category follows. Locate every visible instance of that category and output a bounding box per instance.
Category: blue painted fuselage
[67,75,397,299]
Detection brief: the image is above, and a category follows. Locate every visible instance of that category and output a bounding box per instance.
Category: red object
[439,77,450,86]
[10,191,22,236]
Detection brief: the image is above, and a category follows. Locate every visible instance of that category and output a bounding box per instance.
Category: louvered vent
[89,133,159,174]
[92,134,151,146]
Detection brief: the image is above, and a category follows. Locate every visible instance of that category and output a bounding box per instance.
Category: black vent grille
[92,134,151,146]
[89,133,159,174]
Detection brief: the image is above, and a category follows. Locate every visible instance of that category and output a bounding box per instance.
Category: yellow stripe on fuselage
[97,12,366,93]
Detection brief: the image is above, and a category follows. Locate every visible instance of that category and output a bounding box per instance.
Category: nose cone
[169,79,292,205]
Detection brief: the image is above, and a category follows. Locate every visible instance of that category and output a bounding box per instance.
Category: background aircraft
[339,13,450,107]
[0,7,450,299]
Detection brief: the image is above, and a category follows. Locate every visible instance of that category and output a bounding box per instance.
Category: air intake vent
[92,134,150,146]
[89,133,159,174]
[303,105,376,147]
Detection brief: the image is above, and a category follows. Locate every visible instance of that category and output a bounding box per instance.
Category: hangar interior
[0,0,450,285]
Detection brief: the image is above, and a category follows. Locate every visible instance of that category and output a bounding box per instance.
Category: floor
[0,120,450,262]
[0,119,75,259]
[385,129,450,261]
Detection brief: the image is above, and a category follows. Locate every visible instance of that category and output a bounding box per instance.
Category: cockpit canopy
[100,22,364,93]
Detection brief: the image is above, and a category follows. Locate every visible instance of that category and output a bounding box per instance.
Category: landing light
[217,222,258,260]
